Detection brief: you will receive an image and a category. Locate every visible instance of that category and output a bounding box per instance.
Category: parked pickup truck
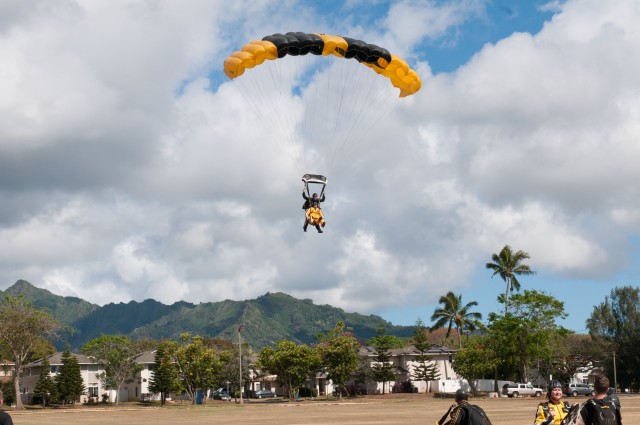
[502,382,544,398]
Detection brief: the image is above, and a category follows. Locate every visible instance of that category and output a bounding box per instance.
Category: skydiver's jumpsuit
[304,206,325,233]
[534,400,570,425]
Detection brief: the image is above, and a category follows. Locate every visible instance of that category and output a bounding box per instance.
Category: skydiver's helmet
[455,389,468,402]
[311,200,319,207]
[548,380,562,398]
[312,193,319,199]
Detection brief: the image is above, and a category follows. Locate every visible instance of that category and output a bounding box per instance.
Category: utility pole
[239,324,243,404]
[613,351,617,391]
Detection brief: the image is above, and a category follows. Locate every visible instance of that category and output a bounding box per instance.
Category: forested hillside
[1,280,415,350]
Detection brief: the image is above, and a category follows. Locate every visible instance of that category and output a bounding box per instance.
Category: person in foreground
[576,375,622,425]
[436,389,492,425]
[304,201,325,233]
[606,387,621,411]
[534,380,572,424]
[0,389,14,425]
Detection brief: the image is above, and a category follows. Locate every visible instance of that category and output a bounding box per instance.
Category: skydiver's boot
[315,224,323,233]
[303,221,308,232]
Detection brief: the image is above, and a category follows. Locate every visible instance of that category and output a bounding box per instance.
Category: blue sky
[1,0,639,336]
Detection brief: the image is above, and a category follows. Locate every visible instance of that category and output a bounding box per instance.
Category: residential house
[262,344,460,397]
[1,360,14,386]
[21,352,106,404]
[21,350,161,404]
[127,350,157,402]
[349,344,461,395]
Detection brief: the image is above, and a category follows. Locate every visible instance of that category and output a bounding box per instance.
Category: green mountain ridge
[1,280,415,350]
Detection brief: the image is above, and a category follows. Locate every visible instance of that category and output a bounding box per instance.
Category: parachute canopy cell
[223,32,421,97]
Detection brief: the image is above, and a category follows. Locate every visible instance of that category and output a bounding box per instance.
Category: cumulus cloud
[1,0,639,330]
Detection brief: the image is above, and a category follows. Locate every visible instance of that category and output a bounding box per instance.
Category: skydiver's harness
[559,398,618,425]
[582,398,618,425]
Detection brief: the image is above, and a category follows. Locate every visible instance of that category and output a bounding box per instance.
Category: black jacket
[579,397,622,425]
[0,410,14,425]
[302,191,325,209]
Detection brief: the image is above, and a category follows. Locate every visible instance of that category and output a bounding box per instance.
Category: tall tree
[430,292,482,348]
[149,341,180,405]
[487,290,568,382]
[33,357,59,406]
[0,295,61,409]
[258,340,321,401]
[452,336,499,396]
[486,245,536,315]
[81,335,143,405]
[56,348,85,404]
[587,286,640,391]
[316,321,360,399]
[411,319,440,384]
[539,334,596,384]
[172,333,227,404]
[369,324,396,394]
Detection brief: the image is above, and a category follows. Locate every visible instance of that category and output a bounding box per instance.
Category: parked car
[564,383,594,397]
[212,388,231,400]
[502,382,544,398]
[254,389,277,399]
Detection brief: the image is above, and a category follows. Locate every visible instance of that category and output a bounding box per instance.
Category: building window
[88,385,99,398]
[50,366,58,374]
[88,364,99,372]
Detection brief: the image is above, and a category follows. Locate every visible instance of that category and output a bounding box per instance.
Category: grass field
[6,393,638,424]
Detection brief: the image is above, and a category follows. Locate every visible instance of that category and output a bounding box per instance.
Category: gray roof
[135,350,157,364]
[359,344,457,357]
[24,352,97,368]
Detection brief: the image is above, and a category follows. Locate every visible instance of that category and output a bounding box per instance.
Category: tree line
[1,244,639,409]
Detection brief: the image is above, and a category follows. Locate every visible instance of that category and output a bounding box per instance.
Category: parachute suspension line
[308,58,362,176]
[335,71,397,169]
[233,58,305,176]
[325,60,354,174]
[268,57,305,174]
[322,59,398,175]
[287,55,313,174]
[300,54,324,174]
[267,57,307,174]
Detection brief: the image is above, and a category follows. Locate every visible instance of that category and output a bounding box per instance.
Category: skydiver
[302,190,325,210]
[304,201,325,233]
[302,190,325,230]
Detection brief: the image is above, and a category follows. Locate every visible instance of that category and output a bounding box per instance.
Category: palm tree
[430,292,482,348]
[485,244,536,316]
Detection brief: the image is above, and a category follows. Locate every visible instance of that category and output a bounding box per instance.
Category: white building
[21,352,106,404]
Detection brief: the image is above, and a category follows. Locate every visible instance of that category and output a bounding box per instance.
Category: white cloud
[1,0,639,332]
[384,0,486,48]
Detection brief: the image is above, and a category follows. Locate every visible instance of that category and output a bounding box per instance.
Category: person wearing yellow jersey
[304,201,325,233]
[534,380,571,425]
